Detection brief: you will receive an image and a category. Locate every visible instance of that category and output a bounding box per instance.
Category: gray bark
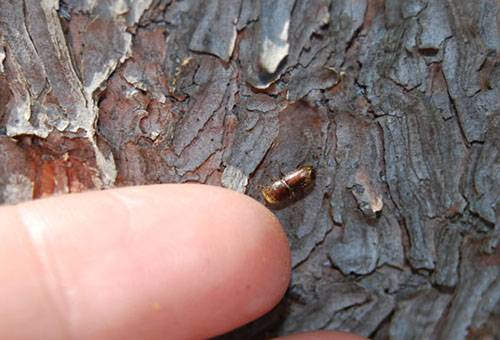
[0,0,498,339]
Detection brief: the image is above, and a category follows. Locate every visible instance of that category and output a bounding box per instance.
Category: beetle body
[261,165,316,207]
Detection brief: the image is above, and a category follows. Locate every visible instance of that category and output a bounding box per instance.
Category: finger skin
[0,184,291,340]
[275,330,368,340]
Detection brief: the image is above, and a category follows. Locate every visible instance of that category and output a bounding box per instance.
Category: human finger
[0,184,291,340]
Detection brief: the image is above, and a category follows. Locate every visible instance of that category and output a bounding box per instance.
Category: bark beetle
[0,0,498,339]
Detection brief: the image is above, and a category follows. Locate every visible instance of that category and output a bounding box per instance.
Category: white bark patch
[91,137,117,188]
[2,174,33,204]
[351,169,384,217]
[0,45,5,73]
[258,20,290,74]
[84,31,132,96]
[127,0,154,25]
[222,166,249,193]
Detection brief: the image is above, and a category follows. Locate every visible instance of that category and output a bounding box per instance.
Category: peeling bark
[0,0,499,339]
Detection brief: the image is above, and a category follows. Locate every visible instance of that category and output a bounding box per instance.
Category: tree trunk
[0,0,498,338]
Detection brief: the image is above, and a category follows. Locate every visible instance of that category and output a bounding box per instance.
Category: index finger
[0,184,291,340]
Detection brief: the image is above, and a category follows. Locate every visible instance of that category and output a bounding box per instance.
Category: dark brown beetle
[261,165,316,207]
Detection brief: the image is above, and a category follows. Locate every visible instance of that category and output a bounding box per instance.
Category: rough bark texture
[0,0,499,339]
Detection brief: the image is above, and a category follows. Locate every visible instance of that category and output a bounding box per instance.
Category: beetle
[261,165,316,207]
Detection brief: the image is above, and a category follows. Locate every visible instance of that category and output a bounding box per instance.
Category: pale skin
[0,184,366,340]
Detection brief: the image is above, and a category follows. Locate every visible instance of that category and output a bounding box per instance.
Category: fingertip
[149,184,292,337]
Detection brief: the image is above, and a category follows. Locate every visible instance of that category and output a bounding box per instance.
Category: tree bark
[0,0,498,339]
